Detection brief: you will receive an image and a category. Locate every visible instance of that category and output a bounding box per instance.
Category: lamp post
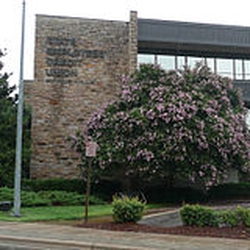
[13,0,26,217]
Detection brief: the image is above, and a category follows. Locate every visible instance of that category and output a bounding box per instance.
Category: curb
[0,234,153,250]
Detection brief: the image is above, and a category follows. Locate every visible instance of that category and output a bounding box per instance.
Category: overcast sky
[1,0,250,87]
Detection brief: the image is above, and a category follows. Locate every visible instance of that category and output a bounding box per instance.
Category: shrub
[38,190,105,206]
[21,191,50,207]
[0,187,50,207]
[164,187,207,204]
[112,195,146,223]
[217,210,241,227]
[38,191,83,206]
[0,187,105,207]
[180,204,250,228]
[0,187,13,201]
[208,182,250,200]
[235,206,250,227]
[245,212,250,227]
[22,179,84,193]
[22,178,121,201]
[180,204,218,227]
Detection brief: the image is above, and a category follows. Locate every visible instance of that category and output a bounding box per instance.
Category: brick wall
[25,12,138,178]
[129,11,138,74]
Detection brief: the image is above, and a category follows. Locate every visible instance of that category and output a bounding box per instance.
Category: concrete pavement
[0,222,249,250]
[138,208,182,228]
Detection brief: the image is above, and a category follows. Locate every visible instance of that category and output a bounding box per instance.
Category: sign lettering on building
[45,36,106,84]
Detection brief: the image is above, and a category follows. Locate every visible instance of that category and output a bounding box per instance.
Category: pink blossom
[156,103,165,112]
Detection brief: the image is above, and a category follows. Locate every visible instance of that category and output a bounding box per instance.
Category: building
[25,11,250,179]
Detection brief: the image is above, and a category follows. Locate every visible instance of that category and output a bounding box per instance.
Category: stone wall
[129,11,138,74]
[25,12,138,179]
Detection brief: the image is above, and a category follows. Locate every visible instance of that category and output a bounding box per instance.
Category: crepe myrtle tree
[72,64,250,189]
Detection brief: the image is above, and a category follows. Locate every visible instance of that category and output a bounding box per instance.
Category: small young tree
[0,50,31,187]
[73,64,250,189]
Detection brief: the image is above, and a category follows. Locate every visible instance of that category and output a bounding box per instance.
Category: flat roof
[138,19,250,59]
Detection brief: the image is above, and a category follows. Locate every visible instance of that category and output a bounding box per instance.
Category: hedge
[180,204,250,227]
[21,179,250,203]
[0,187,105,207]
[22,178,121,201]
[208,182,250,200]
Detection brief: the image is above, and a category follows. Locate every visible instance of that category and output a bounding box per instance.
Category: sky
[1,0,250,87]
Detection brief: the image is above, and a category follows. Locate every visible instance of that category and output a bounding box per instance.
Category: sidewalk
[0,222,249,250]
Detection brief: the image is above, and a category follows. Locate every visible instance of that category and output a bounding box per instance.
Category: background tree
[73,64,250,190]
[0,50,31,187]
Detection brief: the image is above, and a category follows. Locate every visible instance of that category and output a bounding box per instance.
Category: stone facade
[129,11,138,74]
[25,12,138,179]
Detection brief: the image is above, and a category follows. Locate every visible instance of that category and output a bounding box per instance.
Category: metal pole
[84,157,93,224]
[13,0,26,217]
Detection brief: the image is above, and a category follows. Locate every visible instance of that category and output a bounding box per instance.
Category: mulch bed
[79,222,250,240]
[77,202,250,240]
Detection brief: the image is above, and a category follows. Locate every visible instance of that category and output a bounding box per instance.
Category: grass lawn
[0,205,113,222]
[0,204,162,222]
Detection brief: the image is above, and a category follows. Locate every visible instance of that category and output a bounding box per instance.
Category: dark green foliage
[0,187,105,207]
[164,188,207,203]
[0,187,49,207]
[38,190,105,206]
[21,191,51,207]
[112,195,146,223]
[0,50,31,187]
[180,204,218,227]
[217,209,241,227]
[0,187,14,201]
[144,185,207,204]
[26,178,206,204]
[142,182,250,204]
[22,178,250,205]
[180,204,250,227]
[208,182,250,200]
[22,178,121,201]
[22,178,85,193]
[234,206,250,226]
[245,213,250,227]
